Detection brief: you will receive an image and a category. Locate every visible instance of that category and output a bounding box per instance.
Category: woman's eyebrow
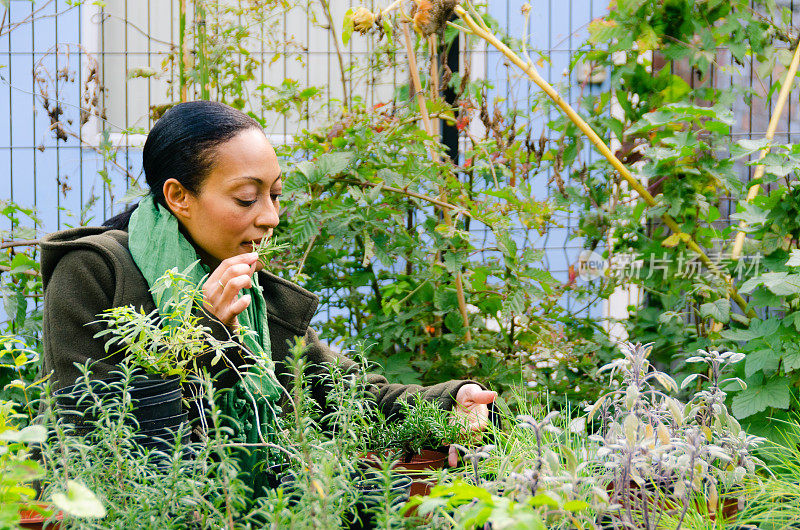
[232,175,281,186]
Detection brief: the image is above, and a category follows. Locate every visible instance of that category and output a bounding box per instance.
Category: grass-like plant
[39,363,254,528]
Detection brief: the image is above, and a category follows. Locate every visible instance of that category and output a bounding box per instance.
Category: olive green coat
[38,227,475,417]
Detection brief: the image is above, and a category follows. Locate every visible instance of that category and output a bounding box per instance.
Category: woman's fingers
[448,444,459,467]
[470,390,498,405]
[219,273,253,304]
[229,294,252,316]
[218,262,254,286]
[206,252,258,286]
[453,405,490,432]
[202,252,259,327]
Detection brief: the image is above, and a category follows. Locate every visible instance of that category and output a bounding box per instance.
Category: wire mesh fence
[1,0,799,332]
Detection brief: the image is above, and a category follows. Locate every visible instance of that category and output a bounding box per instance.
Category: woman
[39,101,495,485]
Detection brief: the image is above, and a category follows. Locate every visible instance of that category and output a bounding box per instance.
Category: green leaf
[384,352,421,384]
[9,253,37,274]
[782,342,800,372]
[444,311,465,334]
[721,318,780,342]
[318,152,355,176]
[563,499,590,512]
[382,19,393,45]
[699,298,730,323]
[342,9,354,46]
[784,312,800,332]
[729,202,769,227]
[786,249,800,267]
[732,378,790,418]
[51,480,106,519]
[0,425,47,443]
[529,493,559,508]
[659,75,691,101]
[730,138,770,159]
[744,348,779,378]
[740,272,800,296]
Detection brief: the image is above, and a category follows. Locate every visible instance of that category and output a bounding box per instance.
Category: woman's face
[167,128,282,272]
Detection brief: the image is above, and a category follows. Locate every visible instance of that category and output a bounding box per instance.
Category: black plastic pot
[137,431,191,450]
[134,424,185,440]
[56,386,182,425]
[54,375,180,406]
[278,469,412,530]
[55,376,185,441]
[348,471,412,530]
[137,412,188,432]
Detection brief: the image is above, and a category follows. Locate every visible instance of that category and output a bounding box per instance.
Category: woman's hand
[449,383,497,466]
[202,252,259,328]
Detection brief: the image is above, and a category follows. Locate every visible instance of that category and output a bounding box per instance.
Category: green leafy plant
[92,263,243,381]
[253,237,292,271]
[367,393,467,459]
[0,400,47,529]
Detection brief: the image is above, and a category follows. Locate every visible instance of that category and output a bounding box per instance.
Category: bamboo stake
[454,5,756,318]
[179,0,189,102]
[731,40,800,260]
[429,35,440,137]
[402,22,472,341]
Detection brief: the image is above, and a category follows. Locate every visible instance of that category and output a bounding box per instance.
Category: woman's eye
[235,198,257,207]
[270,193,282,201]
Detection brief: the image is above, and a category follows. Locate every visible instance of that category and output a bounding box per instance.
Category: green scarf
[129,194,281,498]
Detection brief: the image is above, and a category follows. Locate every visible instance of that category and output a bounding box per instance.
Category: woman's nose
[255,199,279,228]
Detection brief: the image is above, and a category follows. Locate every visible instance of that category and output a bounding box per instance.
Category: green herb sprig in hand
[253,237,290,269]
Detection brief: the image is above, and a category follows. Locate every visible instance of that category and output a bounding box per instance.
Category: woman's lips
[242,240,264,251]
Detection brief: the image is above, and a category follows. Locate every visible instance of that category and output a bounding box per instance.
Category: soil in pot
[18,503,64,530]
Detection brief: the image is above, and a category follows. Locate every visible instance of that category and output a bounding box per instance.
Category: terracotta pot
[392,449,447,497]
[18,503,63,530]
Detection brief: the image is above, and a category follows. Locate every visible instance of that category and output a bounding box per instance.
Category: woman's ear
[162,178,194,220]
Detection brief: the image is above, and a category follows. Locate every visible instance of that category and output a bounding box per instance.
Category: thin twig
[319,0,349,109]
[333,177,469,215]
[294,232,318,279]
[1,240,41,249]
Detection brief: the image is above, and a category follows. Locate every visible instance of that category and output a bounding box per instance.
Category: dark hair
[103,101,262,230]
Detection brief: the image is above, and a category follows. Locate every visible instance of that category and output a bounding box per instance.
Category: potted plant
[56,264,243,450]
[16,502,64,530]
[364,394,467,497]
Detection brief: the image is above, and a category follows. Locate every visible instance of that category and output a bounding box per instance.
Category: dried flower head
[352,7,376,34]
[521,3,532,15]
[412,0,457,38]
